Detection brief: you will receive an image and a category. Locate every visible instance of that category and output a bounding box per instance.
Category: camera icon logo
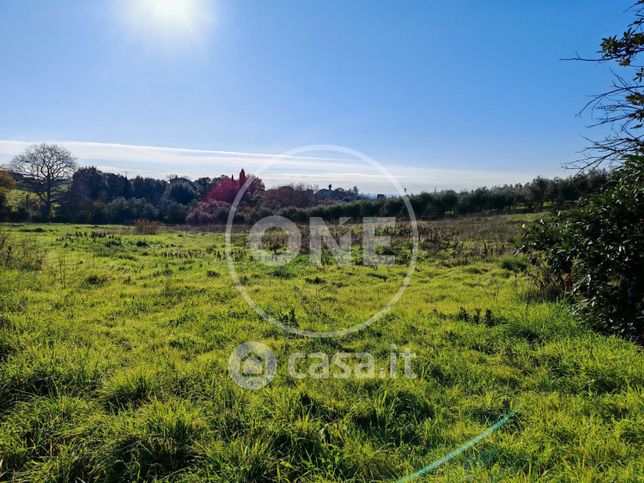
[228,342,276,390]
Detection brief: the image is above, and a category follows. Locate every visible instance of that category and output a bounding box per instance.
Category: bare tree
[10,143,77,218]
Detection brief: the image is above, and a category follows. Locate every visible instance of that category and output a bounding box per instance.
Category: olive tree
[571,0,643,167]
[520,2,643,341]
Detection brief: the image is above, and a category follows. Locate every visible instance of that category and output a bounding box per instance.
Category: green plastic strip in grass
[397,411,517,482]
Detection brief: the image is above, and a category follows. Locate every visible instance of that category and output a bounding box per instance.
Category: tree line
[275,172,607,223]
[0,147,608,224]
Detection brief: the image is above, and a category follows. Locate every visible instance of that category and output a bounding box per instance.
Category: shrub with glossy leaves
[519,156,644,341]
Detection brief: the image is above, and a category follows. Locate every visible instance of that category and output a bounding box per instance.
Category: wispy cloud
[0,139,555,193]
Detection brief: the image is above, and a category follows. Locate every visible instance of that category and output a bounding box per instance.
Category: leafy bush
[162,201,190,224]
[104,197,159,224]
[519,156,643,341]
[186,199,231,225]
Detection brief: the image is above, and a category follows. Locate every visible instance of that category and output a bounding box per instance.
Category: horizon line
[0,138,563,193]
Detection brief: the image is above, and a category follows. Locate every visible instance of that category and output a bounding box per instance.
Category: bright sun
[143,0,199,29]
[121,0,213,44]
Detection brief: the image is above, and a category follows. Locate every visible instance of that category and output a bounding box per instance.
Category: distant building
[314,187,362,202]
[316,188,335,200]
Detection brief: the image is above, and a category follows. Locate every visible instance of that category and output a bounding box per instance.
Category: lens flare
[120,0,213,45]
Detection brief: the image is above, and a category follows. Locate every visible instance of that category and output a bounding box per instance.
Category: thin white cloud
[0,139,557,193]
[0,140,364,170]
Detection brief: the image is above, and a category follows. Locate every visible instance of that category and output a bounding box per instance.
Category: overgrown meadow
[0,216,642,481]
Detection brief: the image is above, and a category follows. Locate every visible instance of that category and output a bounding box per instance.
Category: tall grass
[0,217,641,481]
[0,231,45,270]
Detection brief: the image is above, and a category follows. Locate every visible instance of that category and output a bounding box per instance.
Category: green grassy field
[0,217,642,481]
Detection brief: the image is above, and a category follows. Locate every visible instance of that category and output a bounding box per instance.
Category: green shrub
[519,156,644,341]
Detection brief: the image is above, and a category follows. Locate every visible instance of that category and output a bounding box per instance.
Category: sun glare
[121,0,213,44]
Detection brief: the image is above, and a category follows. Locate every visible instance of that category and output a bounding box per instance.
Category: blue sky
[0,0,633,192]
